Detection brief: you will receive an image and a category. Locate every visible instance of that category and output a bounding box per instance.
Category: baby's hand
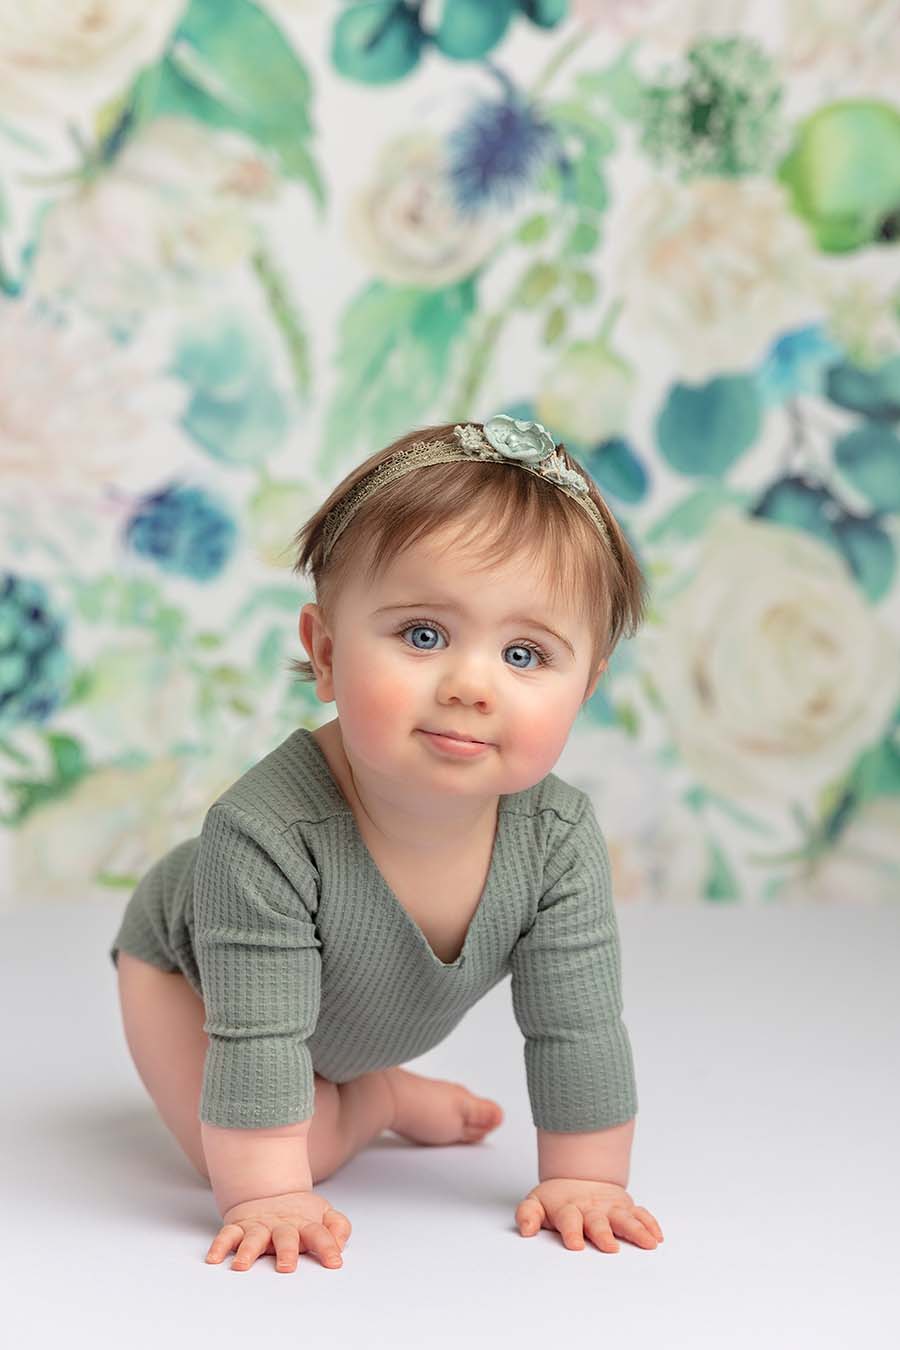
[206,1189,351,1273]
[516,1179,664,1253]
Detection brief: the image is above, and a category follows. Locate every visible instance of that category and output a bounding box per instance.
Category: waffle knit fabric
[110,728,638,1133]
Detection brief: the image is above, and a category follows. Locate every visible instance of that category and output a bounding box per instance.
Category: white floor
[3,896,898,1350]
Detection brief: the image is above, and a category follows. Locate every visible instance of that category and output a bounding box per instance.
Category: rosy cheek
[513,708,571,766]
[338,659,416,739]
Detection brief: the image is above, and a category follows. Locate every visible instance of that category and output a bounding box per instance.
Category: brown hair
[286,421,648,684]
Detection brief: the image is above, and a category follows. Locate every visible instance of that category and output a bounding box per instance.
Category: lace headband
[320,415,609,563]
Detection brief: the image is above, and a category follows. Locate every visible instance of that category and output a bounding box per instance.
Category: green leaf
[563,220,599,255]
[826,356,900,421]
[433,0,515,61]
[517,213,551,244]
[850,735,900,801]
[645,483,753,543]
[704,838,741,902]
[834,515,896,602]
[834,422,900,511]
[615,701,639,735]
[543,305,566,345]
[251,246,311,397]
[255,626,284,678]
[320,279,476,469]
[546,102,617,152]
[232,584,308,627]
[137,0,324,203]
[173,319,289,465]
[566,148,608,212]
[519,0,569,28]
[656,375,762,475]
[567,268,597,304]
[585,437,648,504]
[515,260,560,307]
[331,1,424,84]
[0,731,89,826]
[575,45,644,120]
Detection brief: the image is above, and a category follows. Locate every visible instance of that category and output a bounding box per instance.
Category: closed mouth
[422,729,487,744]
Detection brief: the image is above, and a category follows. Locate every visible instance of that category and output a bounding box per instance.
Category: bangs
[355,460,601,635]
[287,421,647,683]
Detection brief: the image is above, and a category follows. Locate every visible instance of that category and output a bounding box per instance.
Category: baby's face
[304,528,606,799]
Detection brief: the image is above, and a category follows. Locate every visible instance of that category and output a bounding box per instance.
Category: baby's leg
[116,951,215,1180]
[114,951,394,1185]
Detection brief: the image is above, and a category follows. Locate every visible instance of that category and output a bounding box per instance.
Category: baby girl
[110,415,665,1272]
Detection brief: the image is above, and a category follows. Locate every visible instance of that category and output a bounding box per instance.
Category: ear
[582,658,608,704]
[299,603,336,704]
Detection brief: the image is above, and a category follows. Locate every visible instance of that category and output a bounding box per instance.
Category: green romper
[110,727,638,1133]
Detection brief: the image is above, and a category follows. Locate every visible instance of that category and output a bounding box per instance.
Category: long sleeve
[509,795,638,1132]
[193,801,322,1129]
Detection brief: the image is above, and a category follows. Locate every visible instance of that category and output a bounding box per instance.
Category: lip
[422,728,487,743]
[419,730,493,757]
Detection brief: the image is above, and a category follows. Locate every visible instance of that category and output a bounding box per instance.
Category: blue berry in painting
[0,573,70,727]
[125,485,237,581]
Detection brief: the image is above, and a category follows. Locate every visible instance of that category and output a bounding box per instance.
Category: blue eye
[395,618,553,669]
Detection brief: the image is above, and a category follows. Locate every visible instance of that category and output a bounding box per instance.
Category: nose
[436,650,494,708]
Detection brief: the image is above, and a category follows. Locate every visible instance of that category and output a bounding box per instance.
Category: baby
[110,415,665,1273]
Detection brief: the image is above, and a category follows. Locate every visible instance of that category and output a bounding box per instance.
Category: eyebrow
[373,600,575,658]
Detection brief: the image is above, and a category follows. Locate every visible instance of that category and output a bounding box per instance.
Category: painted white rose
[247,479,317,569]
[32,118,275,325]
[0,1,185,121]
[779,0,900,98]
[346,132,499,287]
[560,725,708,902]
[536,337,635,445]
[0,302,186,498]
[776,798,900,905]
[616,177,824,381]
[11,709,308,902]
[643,514,900,805]
[818,250,900,368]
[572,0,753,48]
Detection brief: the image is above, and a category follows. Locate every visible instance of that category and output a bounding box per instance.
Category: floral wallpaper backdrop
[1,0,899,911]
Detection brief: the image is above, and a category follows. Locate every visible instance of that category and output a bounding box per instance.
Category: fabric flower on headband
[453,414,590,494]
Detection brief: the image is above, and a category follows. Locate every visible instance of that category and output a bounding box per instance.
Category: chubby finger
[271,1223,301,1273]
[206,1223,243,1264]
[231,1221,270,1271]
[583,1210,619,1253]
[610,1208,658,1248]
[324,1210,352,1249]
[306,1221,343,1267]
[632,1206,664,1241]
[556,1202,585,1250]
[515,1197,544,1236]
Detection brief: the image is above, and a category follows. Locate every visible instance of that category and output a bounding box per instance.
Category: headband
[320,414,609,564]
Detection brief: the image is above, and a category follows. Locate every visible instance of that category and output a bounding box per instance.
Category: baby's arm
[202,1118,352,1273]
[509,798,663,1252]
[201,1118,313,1217]
[192,803,343,1270]
[536,1116,634,1187]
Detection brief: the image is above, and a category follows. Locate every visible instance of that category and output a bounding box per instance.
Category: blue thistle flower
[447,83,557,215]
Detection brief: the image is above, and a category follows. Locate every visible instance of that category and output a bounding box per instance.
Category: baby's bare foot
[384,1068,504,1146]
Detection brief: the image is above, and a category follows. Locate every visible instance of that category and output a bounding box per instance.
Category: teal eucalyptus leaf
[656,374,761,475]
[331,1,424,84]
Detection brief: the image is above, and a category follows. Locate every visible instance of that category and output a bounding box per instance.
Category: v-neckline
[297,727,503,971]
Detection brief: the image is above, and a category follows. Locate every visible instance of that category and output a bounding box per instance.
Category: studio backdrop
[1,0,898,909]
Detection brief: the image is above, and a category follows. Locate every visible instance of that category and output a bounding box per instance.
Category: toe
[463,1097,504,1137]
